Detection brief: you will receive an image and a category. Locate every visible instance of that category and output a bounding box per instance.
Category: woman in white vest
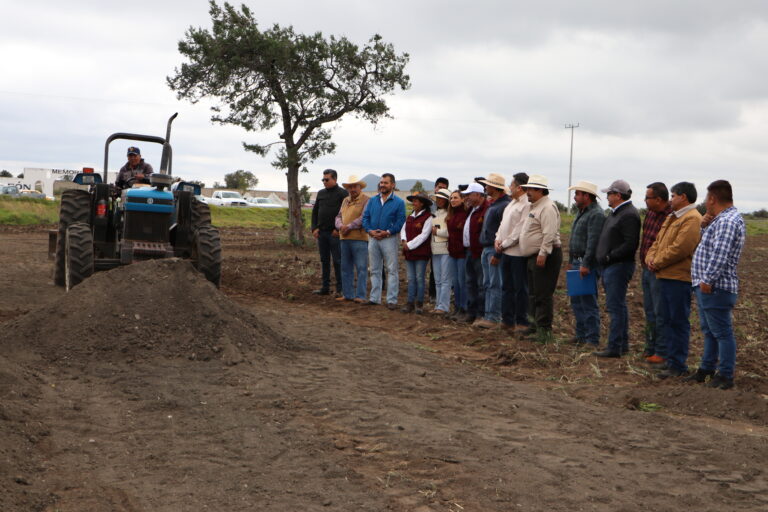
[429,189,452,314]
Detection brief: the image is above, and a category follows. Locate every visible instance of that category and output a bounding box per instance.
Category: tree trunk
[286,161,304,245]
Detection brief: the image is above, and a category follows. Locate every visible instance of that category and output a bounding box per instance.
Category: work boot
[473,319,498,329]
[707,372,734,390]
[313,288,330,295]
[683,368,716,383]
[414,302,424,315]
[401,302,414,313]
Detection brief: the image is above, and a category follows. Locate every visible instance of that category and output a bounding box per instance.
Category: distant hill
[358,173,434,193]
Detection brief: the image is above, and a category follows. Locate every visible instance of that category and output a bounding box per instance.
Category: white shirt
[495,194,531,256]
[463,205,479,247]
[400,210,433,250]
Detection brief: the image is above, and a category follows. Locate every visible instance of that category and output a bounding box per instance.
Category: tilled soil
[1,228,767,511]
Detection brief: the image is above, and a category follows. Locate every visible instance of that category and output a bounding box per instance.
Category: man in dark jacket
[594,179,641,357]
[115,146,154,189]
[567,181,605,346]
[475,173,511,328]
[311,169,348,295]
[458,183,489,323]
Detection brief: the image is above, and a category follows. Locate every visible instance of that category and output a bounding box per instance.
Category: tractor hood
[124,188,174,214]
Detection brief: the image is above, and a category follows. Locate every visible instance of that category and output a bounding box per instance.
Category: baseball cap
[127,146,141,156]
[461,183,485,195]
[601,179,631,195]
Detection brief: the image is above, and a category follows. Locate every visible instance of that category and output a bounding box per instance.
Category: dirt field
[1,226,767,511]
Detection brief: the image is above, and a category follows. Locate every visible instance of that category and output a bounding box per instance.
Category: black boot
[683,368,715,383]
[414,302,424,314]
[400,302,414,313]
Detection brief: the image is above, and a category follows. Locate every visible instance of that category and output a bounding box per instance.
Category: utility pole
[565,123,579,211]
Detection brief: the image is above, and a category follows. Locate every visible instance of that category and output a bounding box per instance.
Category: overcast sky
[2,0,767,210]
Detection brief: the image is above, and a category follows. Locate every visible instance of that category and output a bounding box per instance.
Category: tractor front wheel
[64,222,94,291]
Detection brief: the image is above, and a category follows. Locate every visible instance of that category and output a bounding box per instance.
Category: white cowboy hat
[477,173,508,193]
[341,175,366,188]
[568,180,599,197]
[430,189,452,202]
[523,174,553,190]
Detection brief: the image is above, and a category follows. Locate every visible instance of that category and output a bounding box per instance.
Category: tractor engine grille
[123,211,170,243]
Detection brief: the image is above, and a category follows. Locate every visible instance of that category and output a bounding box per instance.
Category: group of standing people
[311,168,745,389]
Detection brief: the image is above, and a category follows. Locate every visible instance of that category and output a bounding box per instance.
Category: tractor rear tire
[190,197,212,230]
[193,225,222,288]
[64,222,94,291]
[54,189,91,286]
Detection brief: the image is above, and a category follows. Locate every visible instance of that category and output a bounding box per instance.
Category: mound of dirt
[0,258,301,364]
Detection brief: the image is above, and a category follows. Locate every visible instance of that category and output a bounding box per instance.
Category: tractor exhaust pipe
[159,113,178,176]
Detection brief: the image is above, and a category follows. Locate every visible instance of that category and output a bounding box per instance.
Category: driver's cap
[127,146,140,156]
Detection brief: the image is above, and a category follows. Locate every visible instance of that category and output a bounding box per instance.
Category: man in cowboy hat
[519,174,562,340]
[474,173,511,328]
[335,175,370,303]
[457,182,490,323]
[567,180,605,347]
[594,179,641,358]
[311,169,349,295]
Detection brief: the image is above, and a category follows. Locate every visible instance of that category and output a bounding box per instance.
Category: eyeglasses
[321,178,330,182]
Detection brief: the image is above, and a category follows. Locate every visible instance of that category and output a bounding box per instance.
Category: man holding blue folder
[566,181,605,346]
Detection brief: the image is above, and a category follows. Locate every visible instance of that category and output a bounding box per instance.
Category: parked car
[0,185,20,197]
[207,190,248,207]
[194,195,208,204]
[18,189,48,200]
[246,196,283,208]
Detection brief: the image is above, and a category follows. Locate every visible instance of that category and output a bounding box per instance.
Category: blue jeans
[340,239,368,300]
[481,246,503,322]
[406,259,428,303]
[641,268,664,356]
[501,254,529,327]
[431,254,452,312]
[368,236,399,305]
[569,264,600,345]
[695,286,738,378]
[601,261,635,353]
[656,279,692,371]
[449,256,467,311]
[465,250,484,319]
[317,230,341,292]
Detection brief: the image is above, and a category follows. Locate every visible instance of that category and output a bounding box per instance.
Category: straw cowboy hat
[341,175,367,188]
[406,191,433,207]
[523,174,553,190]
[567,180,599,197]
[477,173,508,193]
[430,189,452,202]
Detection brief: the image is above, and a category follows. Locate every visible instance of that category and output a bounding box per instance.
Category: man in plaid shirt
[640,182,673,364]
[685,180,745,390]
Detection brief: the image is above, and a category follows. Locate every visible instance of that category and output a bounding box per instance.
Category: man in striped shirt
[685,180,745,390]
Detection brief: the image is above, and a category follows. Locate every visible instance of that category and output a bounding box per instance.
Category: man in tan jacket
[335,176,370,303]
[646,181,702,378]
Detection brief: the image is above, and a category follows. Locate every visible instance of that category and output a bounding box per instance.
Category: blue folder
[566,269,597,297]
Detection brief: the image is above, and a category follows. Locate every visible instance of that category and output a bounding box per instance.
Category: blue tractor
[52,114,221,290]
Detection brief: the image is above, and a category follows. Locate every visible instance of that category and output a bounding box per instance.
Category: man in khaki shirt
[335,175,370,303]
[518,174,562,339]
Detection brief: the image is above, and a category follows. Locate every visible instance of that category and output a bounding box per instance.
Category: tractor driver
[115,146,154,189]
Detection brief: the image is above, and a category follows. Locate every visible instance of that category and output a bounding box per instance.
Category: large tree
[168,1,410,243]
